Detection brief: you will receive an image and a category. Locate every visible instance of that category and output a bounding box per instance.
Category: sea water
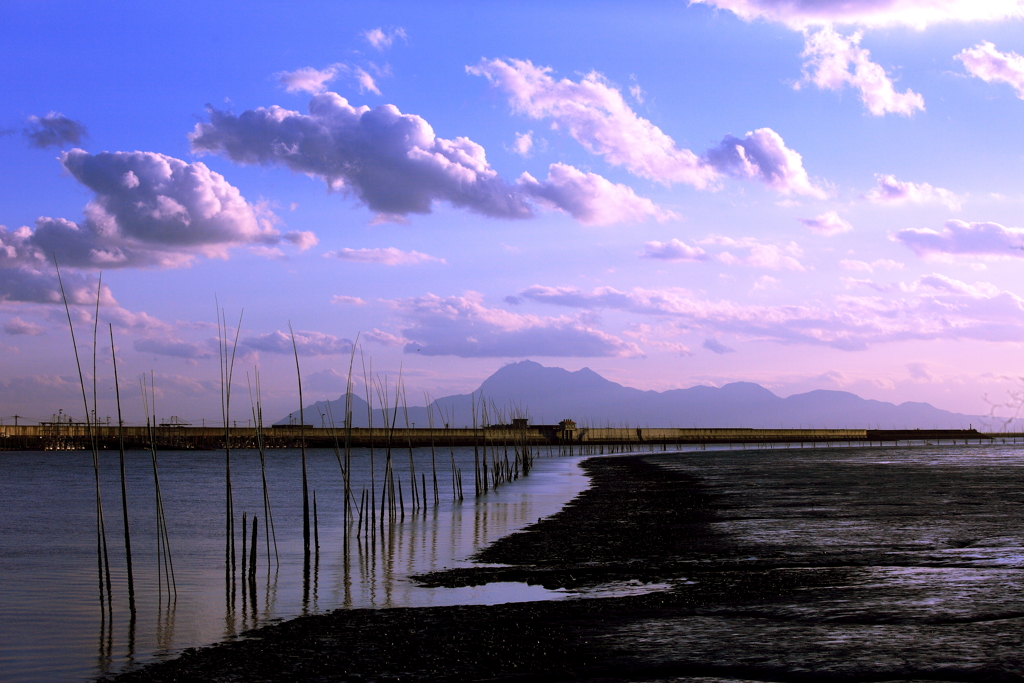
[5,441,1024,682]
[0,445,591,682]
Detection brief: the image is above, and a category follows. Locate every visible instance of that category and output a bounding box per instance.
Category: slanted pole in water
[288,322,310,560]
[109,324,135,613]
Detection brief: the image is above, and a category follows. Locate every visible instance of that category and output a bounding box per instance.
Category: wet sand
[102,451,1024,682]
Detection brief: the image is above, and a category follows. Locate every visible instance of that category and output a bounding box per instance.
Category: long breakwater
[0,423,1003,450]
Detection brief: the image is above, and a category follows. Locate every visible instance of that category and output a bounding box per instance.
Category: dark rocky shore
[102,451,1024,682]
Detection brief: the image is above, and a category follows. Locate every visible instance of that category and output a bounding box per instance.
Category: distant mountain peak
[279,359,998,430]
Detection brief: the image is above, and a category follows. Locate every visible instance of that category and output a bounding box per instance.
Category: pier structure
[0,422,1005,451]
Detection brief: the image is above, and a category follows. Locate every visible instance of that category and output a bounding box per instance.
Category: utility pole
[13,415,21,426]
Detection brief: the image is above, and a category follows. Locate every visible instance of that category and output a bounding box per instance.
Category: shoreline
[101,451,1024,682]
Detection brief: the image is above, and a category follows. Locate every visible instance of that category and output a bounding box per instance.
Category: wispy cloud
[364,328,407,346]
[3,317,44,335]
[797,27,924,116]
[277,63,383,96]
[324,247,445,266]
[957,41,1024,99]
[799,210,853,236]
[703,337,736,354]
[134,337,214,359]
[839,258,904,273]
[23,113,87,149]
[363,27,406,51]
[690,0,1024,29]
[864,174,961,210]
[518,276,1024,349]
[388,291,642,358]
[331,295,366,305]
[511,131,534,157]
[641,239,709,262]
[699,235,807,270]
[243,330,354,355]
[894,220,1024,260]
[469,58,825,197]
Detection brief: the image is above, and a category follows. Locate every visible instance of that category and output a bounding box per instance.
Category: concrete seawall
[0,423,1000,451]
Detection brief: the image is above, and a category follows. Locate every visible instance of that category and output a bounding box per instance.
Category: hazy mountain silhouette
[277,360,998,430]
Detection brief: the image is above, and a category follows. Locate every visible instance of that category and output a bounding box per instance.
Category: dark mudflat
[101,452,1024,682]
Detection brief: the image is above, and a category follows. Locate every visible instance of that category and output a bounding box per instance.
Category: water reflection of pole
[96,600,112,677]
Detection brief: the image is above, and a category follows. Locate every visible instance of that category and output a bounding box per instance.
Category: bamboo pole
[288,323,310,560]
[109,325,135,613]
[56,262,112,613]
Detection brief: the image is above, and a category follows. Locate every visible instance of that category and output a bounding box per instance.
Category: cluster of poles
[55,261,544,632]
[54,262,178,648]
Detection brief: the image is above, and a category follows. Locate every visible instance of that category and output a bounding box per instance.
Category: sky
[3,0,1024,425]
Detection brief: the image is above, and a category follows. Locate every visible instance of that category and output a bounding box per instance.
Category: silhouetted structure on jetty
[0,421,1006,451]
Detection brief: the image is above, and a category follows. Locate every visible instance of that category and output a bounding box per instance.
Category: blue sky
[4,0,1024,424]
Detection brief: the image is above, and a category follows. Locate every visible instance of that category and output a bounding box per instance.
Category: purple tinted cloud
[189,94,534,220]
[243,330,354,355]
[957,41,1024,98]
[641,239,709,262]
[388,292,641,358]
[324,247,444,265]
[518,276,1024,349]
[470,58,824,197]
[704,128,826,197]
[0,150,314,270]
[864,174,960,210]
[690,0,1024,29]
[3,317,45,335]
[190,93,667,225]
[518,163,675,225]
[133,337,214,359]
[797,27,924,117]
[703,337,736,354]
[23,113,87,149]
[894,220,1024,259]
[799,211,852,236]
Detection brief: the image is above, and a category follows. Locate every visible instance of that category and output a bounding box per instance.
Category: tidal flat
[102,446,1024,682]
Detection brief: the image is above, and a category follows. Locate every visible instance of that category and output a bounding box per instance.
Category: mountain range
[276,360,1006,430]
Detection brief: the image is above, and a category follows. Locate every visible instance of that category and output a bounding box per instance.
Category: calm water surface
[5,441,1024,682]
[0,445,592,682]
